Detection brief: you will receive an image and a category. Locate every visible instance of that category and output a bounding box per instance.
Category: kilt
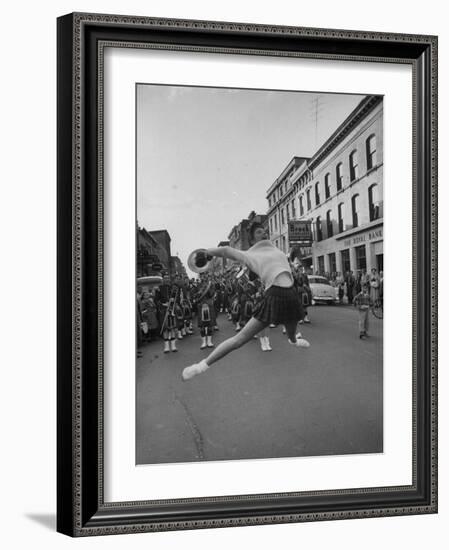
[253,285,302,325]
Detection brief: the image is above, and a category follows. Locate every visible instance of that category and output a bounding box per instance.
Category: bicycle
[371,296,383,319]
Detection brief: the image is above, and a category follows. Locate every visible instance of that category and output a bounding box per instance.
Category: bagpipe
[159,285,179,335]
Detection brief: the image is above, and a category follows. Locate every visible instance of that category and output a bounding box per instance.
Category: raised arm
[206,246,248,265]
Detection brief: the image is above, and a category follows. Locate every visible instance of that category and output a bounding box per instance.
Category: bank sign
[343,227,383,248]
[288,220,313,245]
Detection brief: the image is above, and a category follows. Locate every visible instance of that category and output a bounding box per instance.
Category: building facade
[137,227,173,276]
[228,211,268,252]
[266,95,383,275]
[170,256,188,279]
[266,156,309,254]
[210,241,230,274]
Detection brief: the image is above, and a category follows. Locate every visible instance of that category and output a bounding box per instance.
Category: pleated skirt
[253,285,302,325]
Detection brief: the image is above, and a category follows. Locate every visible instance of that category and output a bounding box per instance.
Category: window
[349,150,358,181]
[299,195,304,216]
[286,203,290,221]
[336,162,343,191]
[274,213,278,231]
[366,134,377,170]
[326,210,333,238]
[317,255,325,275]
[341,249,351,273]
[291,199,296,219]
[270,218,273,234]
[355,245,367,270]
[282,236,286,252]
[368,183,381,221]
[315,181,320,205]
[351,194,359,228]
[306,189,311,211]
[328,252,337,274]
[316,216,323,241]
[281,208,285,225]
[324,173,331,199]
[338,202,344,233]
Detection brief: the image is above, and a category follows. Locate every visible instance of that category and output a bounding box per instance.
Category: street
[136,305,383,464]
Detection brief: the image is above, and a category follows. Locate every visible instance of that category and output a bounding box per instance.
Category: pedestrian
[353,283,372,339]
[295,273,310,324]
[136,292,143,358]
[140,290,159,342]
[182,222,310,380]
[369,268,381,302]
[345,270,355,304]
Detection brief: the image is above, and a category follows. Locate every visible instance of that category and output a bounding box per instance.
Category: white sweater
[227,240,293,289]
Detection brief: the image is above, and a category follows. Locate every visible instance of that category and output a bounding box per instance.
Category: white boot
[282,326,286,334]
[170,339,178,352]
[260,337,267,351]
[264,336,272,351]
[163,340,170,353]
[235,323,241,331]
[182,359,209,381]
[177,329,183,340]
[200,336,207,349]
[206,335,214,348]
[181,327,186,337]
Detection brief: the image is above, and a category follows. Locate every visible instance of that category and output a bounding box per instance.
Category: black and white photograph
[136,84,384,465]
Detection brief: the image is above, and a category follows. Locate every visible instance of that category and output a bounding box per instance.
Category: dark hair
[248,222,264,243]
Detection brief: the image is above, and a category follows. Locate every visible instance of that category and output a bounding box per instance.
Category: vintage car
[137,275,163,294]
[308,275,339,305]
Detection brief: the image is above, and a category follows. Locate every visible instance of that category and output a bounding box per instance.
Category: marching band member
[182,222,310,380]
[196,274,216,349]
[155,276,178,353]
[181,296,194,335]
[230,290,241,331]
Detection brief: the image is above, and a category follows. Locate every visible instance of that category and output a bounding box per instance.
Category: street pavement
[136,305,383,465]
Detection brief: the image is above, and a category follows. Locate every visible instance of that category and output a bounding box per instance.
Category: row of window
[269,184,381,239]
[315,184,381,241]
[316,244,368,274]
[269,134,377,211]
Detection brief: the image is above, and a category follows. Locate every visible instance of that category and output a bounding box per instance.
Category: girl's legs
[284,321,299,342]
[259,327,272,351]
[182,317,268,380]
[205,317,268,366]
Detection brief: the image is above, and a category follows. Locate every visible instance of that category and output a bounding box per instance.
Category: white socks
[182,359,209,381]
[260,336,272,351]
[288,333,310,348]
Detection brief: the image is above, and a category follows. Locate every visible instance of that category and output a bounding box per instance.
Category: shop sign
[343,227,383,248]
[288,220,312,245]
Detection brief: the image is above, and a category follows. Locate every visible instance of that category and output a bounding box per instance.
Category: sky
[137,84,365,276]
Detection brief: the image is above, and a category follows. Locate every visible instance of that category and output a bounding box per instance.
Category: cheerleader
[253,279,272,351]
[182,223,310,380]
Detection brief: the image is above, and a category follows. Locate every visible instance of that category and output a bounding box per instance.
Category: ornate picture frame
[57,12,437,536]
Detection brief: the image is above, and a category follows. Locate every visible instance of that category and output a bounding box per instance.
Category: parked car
[308,275,339,304]
[137,275,163,294]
